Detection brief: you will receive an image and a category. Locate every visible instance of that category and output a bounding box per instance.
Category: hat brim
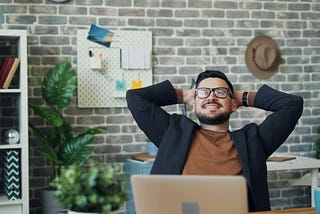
[245,35,281,79]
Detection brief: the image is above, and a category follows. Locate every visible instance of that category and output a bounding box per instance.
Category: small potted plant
[50,161,127,214]
[29,61,107,213]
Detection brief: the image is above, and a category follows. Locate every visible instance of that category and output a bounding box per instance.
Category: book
[267,156,296,162]
[0,57,10,80]
[0,57,15,88]
[2,58,20,89]
[131,152,155,162]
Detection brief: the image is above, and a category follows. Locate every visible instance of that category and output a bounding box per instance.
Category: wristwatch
[242,92,248,107]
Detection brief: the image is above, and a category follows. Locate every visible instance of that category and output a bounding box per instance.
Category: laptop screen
[131,175,248,214]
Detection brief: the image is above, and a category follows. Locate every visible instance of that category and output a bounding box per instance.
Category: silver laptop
[131,175,248,214]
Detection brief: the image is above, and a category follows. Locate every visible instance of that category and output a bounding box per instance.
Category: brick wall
[0,0,319,213]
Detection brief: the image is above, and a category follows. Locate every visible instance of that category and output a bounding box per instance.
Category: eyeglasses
[196,87,233,99]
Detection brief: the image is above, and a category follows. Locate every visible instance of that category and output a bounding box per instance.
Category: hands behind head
[233,91,244,108]
[183,88,196,107]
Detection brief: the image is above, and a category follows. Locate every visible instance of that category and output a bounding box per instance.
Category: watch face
[5,129,20,144]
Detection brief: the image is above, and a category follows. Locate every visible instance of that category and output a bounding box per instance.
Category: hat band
[253,45,278,71]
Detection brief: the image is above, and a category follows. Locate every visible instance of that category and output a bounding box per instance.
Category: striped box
[3,150,21,200]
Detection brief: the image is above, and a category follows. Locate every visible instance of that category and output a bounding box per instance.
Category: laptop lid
[131,175,248,214]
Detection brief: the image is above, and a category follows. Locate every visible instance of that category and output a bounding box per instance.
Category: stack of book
[0,57,20,89]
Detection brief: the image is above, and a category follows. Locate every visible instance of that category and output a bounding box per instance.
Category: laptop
[130,175,248,214]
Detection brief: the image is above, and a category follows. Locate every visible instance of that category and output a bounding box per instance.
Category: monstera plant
[29,61,107,180]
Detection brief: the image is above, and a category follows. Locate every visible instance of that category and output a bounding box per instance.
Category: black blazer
[126,80,303,212]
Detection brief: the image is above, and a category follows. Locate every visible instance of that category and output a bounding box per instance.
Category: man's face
[194,77,236,125]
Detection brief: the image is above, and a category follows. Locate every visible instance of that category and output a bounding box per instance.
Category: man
[126,70,303,212]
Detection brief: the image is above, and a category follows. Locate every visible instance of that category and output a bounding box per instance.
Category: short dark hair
[195,70,234,93]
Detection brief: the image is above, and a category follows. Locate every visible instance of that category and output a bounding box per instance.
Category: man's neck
[200,122,230,132]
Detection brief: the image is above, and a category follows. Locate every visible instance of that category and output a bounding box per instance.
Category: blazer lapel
[230,130,251,183]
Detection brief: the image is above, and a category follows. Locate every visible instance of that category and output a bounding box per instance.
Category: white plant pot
[41,190,64,214]
[67,210,99,214]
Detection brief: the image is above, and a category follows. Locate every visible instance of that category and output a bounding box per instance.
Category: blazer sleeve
[126,80,178,145]
[253,85,304,156]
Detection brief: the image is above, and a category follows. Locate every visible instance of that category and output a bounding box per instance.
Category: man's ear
[231,98,238,112]
[192,100,196,112]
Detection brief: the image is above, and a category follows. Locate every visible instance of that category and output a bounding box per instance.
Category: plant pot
[67,210,116,214]
[67,210,99,214]
[41,190,64,214]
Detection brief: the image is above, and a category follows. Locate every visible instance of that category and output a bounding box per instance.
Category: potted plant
[29,61,107,213]
[50,161,127,214]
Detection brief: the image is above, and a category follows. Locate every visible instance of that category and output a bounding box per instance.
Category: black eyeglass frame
[196,87,234,99]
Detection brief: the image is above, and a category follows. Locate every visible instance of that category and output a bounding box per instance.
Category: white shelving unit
[0,30,29,214]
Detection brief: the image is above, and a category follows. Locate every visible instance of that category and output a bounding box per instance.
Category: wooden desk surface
[250,207,315,214]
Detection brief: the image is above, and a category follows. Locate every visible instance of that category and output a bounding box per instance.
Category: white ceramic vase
[67,210,99,214]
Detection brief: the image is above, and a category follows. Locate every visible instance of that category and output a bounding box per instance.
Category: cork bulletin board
[77,29,152,108]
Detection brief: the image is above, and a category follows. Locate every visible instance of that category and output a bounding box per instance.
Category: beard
[195,111,231,125]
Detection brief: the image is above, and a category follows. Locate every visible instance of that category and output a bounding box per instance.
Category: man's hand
[182,89,196,107]
[233,91,243,108]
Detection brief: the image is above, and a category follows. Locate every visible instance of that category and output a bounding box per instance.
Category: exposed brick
[226,10,249,19]
[177,47,201,55]
[158,38,183,46]
[214,1,237,9]
[201,10,225,18]
[176,28,201,37]
[38,15,67,25]
[148,9,173,17]
[105,0,132,7]
[184,19,209,28]
[289,3,311,11]
[252,11,275,19]
[134,0,160,7]
[40,36,70,45]
[128,18,154,26]
[161,0,186,8]
[156,19,182,27]
[89,7,117,16]
[7,15,36,24]
[59,6,87,15]
[99,18,126,26]
[71,0,103,5]
[185,38,210,46]
[29,5,57,14]
[69,16,96,25]
[277,12,299,19]
[119,8,145,17]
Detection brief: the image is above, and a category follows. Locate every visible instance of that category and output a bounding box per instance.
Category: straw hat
[245,35,281,79]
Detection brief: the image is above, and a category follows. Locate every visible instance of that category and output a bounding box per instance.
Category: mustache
[202,101,223,108]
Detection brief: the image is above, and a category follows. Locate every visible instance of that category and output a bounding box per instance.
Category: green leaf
[42,60,77,109]
[59,127,107,165]
[28,124,62,165]
[29,103,64,127]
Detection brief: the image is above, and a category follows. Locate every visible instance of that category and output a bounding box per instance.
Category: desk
[125,156,320,212]
[249,207,315,213]
[267,156,320,206]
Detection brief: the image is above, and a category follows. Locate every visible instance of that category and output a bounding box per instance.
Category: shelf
[0,144,22,150]
[0,195,22,205]
[0,89,21,93]
[0,29,28,214]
